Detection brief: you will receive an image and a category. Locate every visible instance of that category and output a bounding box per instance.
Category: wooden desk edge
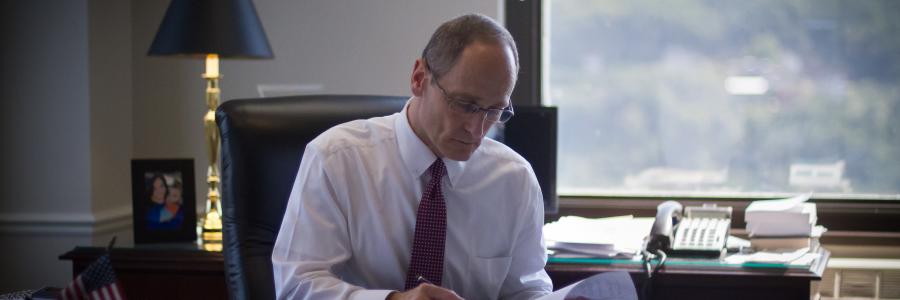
[546,248,831,280]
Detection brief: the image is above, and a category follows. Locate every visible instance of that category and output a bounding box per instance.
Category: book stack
[745,194,826,251]
[543,215,654,258]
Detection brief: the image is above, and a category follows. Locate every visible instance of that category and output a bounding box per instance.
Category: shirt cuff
[349,289,395,300]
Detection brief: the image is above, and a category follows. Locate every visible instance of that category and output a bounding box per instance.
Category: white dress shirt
[272,99,553,300]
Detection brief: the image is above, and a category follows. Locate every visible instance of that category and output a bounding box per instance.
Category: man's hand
[386,284,464,300]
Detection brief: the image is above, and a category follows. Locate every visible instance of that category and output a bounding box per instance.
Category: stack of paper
[543,215,654,258]
[745,194,815,237]
[724,247,820,266]
[745,194,827,250]
[750,226,826,250]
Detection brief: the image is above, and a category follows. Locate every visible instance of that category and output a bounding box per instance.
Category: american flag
[59,254,126,300]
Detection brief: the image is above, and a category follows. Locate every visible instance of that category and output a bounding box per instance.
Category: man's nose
[462,112,486,137]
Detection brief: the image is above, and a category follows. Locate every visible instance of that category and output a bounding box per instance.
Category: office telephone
[646,201,732,257]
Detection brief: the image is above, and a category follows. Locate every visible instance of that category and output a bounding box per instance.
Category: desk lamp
[148,0,273,249]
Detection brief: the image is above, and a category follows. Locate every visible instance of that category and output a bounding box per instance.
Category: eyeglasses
[428,72,515,124]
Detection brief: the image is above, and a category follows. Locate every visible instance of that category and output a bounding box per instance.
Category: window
[539,0,900,200]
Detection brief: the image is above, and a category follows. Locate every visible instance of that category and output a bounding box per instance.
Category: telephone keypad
[673,217,729,251]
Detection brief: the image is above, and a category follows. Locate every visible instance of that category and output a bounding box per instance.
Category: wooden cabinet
[60,245,225,300]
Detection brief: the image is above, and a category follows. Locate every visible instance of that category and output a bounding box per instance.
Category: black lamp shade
[148,0,273,58]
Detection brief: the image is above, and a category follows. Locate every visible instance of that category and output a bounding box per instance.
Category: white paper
[811,225,828,237]
[746,194,819,237]
[537,271,637,300]
[724,247,815,265]
[745,193,810,213]
[537,281,579,300]
[543,216,654,257]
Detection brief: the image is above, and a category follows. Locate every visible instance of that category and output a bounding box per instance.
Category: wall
[0,0,94,292]
[0,0,133,292]
[88,0,134,246]
[0,1,91,222]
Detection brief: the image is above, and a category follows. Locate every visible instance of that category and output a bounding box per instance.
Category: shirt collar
[395,98,466,187]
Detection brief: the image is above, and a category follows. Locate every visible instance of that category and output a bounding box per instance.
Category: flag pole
[106,236,117,252]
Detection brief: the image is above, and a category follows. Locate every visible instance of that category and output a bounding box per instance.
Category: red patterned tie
[404,158,447,290]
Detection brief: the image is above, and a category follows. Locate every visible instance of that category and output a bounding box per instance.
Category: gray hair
[422,14,519,79]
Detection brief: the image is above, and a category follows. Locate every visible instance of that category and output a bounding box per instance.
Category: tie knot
[429,159,445,180]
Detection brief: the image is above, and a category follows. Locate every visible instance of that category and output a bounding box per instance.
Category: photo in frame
[131,159,197,243]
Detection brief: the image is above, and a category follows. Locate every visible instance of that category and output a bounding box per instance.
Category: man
[272,14,553,300]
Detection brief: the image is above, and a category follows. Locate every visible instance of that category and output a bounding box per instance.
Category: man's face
[414,42,517,161]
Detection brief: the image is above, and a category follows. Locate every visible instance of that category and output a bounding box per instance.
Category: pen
[416,275,434,285]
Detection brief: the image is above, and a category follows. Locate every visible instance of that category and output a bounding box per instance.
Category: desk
[59,244,225,300]
[62,244,827,300]
[546,248,830,300]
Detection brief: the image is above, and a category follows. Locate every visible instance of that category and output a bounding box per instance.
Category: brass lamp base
[198,54,224,252]
[201,215,223,252]
[200,175,223,252]
[202,210,223,241]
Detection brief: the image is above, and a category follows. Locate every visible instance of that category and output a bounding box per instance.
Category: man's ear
[410,58,427,97]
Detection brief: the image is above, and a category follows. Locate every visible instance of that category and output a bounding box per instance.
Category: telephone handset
[646,201,732,257]
[646,201,683,253]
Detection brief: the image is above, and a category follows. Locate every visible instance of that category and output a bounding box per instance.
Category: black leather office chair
[216,95,408,300]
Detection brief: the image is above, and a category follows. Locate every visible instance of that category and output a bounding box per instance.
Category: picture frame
[131,159,197,243]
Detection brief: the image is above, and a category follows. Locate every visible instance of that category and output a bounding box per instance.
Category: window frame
[504,0,900,237]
